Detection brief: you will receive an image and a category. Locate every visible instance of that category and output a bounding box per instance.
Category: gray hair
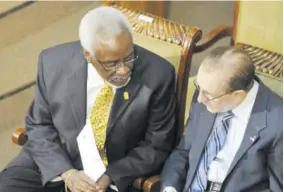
[201,46,255,92]
[79,6,133,56]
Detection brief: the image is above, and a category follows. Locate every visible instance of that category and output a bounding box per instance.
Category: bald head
[200,46,255,92]
[196,46,255,113]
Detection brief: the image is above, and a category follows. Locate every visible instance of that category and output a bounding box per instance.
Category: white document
[138,14,154,23]
[77,121,106,182]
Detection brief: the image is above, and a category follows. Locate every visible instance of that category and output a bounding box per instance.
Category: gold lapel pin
[123,92,129,100]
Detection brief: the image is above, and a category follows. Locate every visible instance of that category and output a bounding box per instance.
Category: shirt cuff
[50,170,84,182]
[163,186,177,192]
[51,176,63,182]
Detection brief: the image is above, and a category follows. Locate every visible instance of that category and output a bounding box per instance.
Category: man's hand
[62,169,101,192]
[96,174,111,192]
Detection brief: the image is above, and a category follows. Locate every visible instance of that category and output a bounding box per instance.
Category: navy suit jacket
[161,79,283,192]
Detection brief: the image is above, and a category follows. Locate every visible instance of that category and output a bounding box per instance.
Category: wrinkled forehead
[196,63,232,95]
[94,32,133,60]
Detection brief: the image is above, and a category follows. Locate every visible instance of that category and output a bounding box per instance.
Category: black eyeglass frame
[193,80,234,102]
[94,48,138,71]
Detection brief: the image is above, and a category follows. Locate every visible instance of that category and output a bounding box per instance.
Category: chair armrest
[12,128,154,191]
[12,128,27,146]
[143,175,161,192]
[194,24,233,53]
[132,177,147,191]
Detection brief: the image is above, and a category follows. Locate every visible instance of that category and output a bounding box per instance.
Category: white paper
[77,121,106,182]
[138,14,154,23]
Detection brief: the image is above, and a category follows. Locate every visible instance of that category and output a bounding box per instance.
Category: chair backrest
[237,43,283,97]
[102,1,166,17]
[232,1,283,96]
[104,2,202,139]
[233,1,282,54]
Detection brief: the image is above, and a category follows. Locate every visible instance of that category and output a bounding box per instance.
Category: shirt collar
[232,80,259,123]
[87,64,118,91]
[87,63,104,87]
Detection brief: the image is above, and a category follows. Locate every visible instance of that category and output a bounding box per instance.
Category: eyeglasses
[193,80,233,102]
[95,51,138,71]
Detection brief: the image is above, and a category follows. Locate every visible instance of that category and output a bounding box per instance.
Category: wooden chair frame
[195,1,283,79]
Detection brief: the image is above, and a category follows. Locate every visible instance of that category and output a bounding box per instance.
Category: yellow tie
[90,83,114,166]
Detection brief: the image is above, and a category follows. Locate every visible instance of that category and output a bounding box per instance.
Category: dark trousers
[0,166,64,192]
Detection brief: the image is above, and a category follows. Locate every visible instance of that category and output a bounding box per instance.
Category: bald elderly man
[161,46,283,192]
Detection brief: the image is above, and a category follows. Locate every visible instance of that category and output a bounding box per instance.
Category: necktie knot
[223,110,234,121]
[102,83,114,96]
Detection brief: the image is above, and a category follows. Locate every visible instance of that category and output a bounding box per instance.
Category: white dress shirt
[51,64,116,184]
[84,64,118,191]
[163,80,259,192]
[207,80,259,183]
[86,63,114,119]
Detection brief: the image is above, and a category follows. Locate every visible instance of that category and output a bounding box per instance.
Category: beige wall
[235,1,283,54]
[0,2,27,14]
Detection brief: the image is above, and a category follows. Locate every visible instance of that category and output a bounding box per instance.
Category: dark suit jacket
[161,79,283,192]
[6,42,177,192]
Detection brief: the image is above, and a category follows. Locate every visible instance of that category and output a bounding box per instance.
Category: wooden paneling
[232,1,239,41]
[104,1,166,17]
[235,1,283,54]
[0,1,27,14]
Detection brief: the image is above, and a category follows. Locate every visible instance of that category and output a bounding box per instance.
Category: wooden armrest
[12,128,27,146]
[12,128,153,191]
[143,175,161,192]
[133,177,147,190]
[195,24,233,53]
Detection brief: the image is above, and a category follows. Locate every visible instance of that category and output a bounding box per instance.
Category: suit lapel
[186,109,216,188]
[107,78,141,135]
[65,50,87,131]
[224,82,268,181]
[106,49,144,135]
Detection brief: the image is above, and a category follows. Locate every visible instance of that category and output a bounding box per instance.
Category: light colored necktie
[190,111,234,192]
[90,83,114,166]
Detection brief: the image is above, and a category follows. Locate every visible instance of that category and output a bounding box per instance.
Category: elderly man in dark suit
[161,46,282,192]
[0,6,177,192]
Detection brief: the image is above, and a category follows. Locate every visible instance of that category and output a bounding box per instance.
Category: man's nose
[197,91,206,103]
[118,60,125,67]
[116,61,129,75]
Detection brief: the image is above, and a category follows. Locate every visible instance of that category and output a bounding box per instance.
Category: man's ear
[83,49,92,63]
[233,89,247,98]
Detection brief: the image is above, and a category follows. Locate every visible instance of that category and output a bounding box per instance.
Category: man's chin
[206,105,232,114]
[205,105,218,114]
[108,77,131,89]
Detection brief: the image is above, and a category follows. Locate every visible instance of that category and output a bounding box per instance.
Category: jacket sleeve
[161,91,198,192]
[106,67,177,192]
[25,51,73,186]
[267,124,283,191]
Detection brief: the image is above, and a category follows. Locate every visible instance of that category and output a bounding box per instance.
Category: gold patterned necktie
[90,83,114,166]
